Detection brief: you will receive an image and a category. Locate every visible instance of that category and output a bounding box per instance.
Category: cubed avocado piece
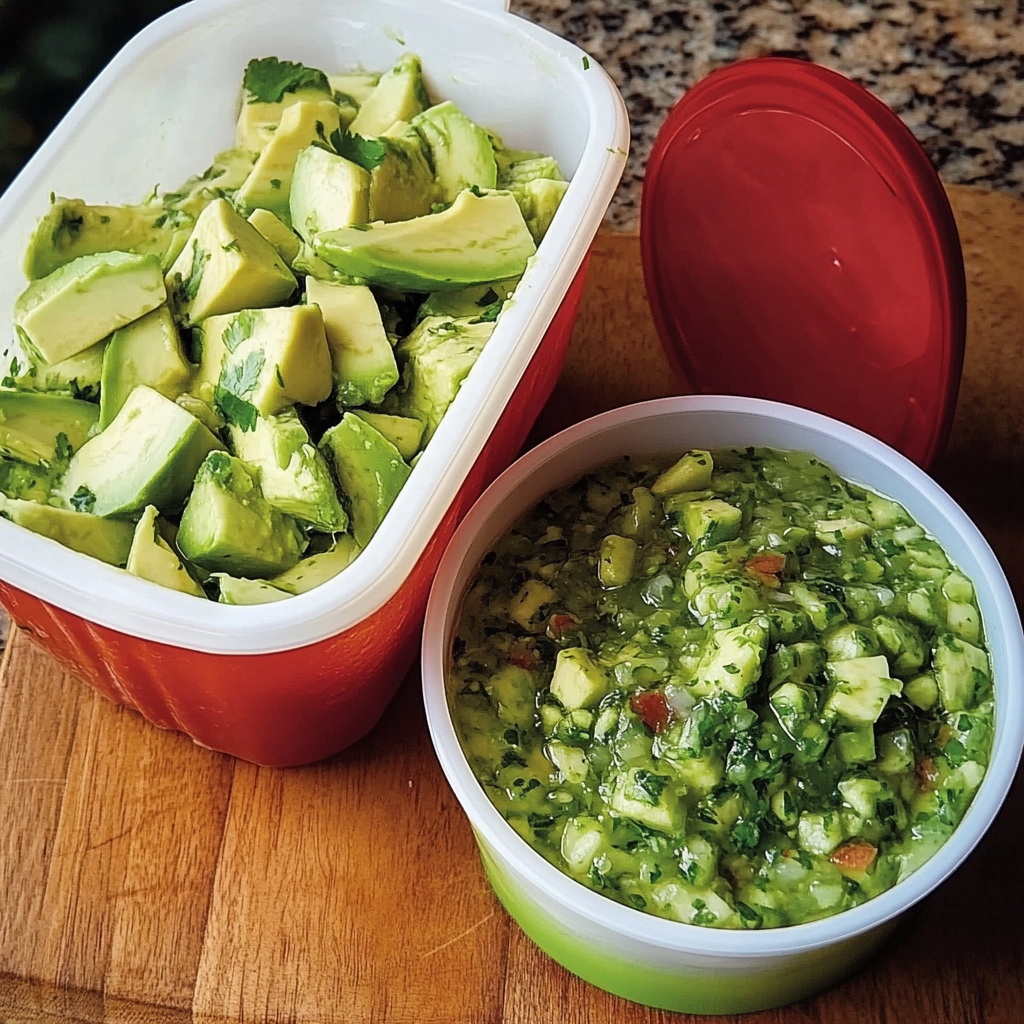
[304,279,398,407]
[608,767,684,834]
[693,619,768,698]
[14,251,166,365]
[247,208,301,267]
[487,664,537,729]
[389,315,495,444]
[497,153,565,188]
[4,334,106,400]
[0,458,54,503]
[214,574,292,605]
[367,125,437,223]
[227,408,347,532]
[56,385,225,517]
[787,581,848,630]
[194,305,332,419]
[126,505,205,597]
[547,740,589,784]
[99,306,192,428]
[814,517,874,543]
[823,655,902,727]
[165,198,296,327]
[289,145,371,242]
[769,681,818,739]
[822,622,881,661]
[415,278,519,322]
[871,614,926,676]
[350,411,424,461]
[550,647,611,710]
[902,672,939,710]
[411,100,497,203]
[22,197,190,280]
[647,450,712,493]
[0,391,98,467]
[933,634,990,712]
[0,494,135,565]
[269,534,361,595]
[680,498,743,548]
[318,413,411,547]
[767,641,826,687]
[348,53,430,137]
[234,56,332,153]
[328,71,380,108]
[313,188,536,292]
[797,811,843,856]
[166,147,258,231]
[597,534,637,587]
[235,99,342,223]
[834,726,877,764]
[177,452,306,577]
[512,177,569,243]
[838,777,885,818]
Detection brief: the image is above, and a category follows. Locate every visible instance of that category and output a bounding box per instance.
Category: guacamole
[450,447,994,928]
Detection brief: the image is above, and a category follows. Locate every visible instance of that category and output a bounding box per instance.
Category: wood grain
[1,219,1023,1023]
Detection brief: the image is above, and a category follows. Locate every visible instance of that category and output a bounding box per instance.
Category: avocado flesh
[214,573,292,604]
[318,413,411,548]
[0,458,54,503]
[0,494,134,565]
[348,53,429,138]
[235,84,334,154]
[247,208,301,267]
[389,315,495,444]
[350,410,424,460]
[289,145,370,242]
[14,251,167,365]
[368,128,436,223]
[3,334,106,400]
[177,452,306,577]
[305,278,397,407]
[411,100,497,203]
[0,391,99,467]
[99,306,192,428]
[269,534,361,594]
[165,197,297,327]
[416,277,518,322]
[328,72,380,108]
[126,505,205,597]
[57,384,225,518]
[193,304,332,418]
[227,408,347,532]
[313,188,536,292]
[514,177,569,243]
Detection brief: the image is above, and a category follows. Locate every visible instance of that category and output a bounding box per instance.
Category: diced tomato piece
[508,642,539,671]
[547,612,579,639]
[916,757,939,791]
[748,569,781,590]
[630,690,671,734]
[745,552,786,575]
[830,841,878,872]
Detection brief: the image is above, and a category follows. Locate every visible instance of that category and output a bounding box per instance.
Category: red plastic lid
[640,58,966,469]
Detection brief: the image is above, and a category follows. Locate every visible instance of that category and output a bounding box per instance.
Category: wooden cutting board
[2,187,1024,1023]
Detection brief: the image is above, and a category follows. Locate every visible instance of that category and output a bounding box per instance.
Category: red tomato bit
[830,841,878,872]
[916,757,940,791]
[508,642,539,671]
[547,612,580,639]
[630,690,671,734]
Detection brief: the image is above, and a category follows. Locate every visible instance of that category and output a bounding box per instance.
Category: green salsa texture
[449,447,995,929]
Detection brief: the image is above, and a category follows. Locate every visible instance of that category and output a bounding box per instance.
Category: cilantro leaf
[222,310,258,353]
[69,485,96,514]
[242,57,329,104]
[328,127,387,171]
[214,387,259,433]
[181,245,210,303]
[470,300,503,324]
[220,350,265,399]
[630,769,669,805]
[476,288,500,307]
[54,432,73,463]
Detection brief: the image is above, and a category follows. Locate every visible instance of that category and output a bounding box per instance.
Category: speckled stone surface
[510,0,1024,231]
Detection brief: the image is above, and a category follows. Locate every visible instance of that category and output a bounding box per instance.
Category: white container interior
[422,395,1024,957]
[0,0,629,653]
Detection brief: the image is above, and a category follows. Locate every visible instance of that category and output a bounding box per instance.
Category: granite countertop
[511,0,1024,231]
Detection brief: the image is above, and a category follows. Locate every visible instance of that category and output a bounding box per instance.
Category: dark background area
[0,0,188,193]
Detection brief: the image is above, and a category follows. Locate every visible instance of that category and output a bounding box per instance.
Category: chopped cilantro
[469,300,503,324]
[631,769,668,805]
[476,288,500,307]
[181,245,210,302]
[69,485,96,514]
[274,364,285,388]
[223,309,258,353]
[220,349,265,399]
[222,239,241,253]
[269,178,282,190]
[242,57,329,104]
[329,127,387,171]
[582,55,591,70]
[500,751,527,768]
[213,388,259,433]
[99,215,110,225]
[54,432,73,463]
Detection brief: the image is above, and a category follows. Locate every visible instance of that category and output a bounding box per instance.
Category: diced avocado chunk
[768,641,826,687]
[652,450,714,496]
[350,411,424,461]
[313,188,536,292]
[194,305,332,420]
[269,534,361,595]
[165,198,296,326]
[823,655,902,727]
[608,767,684,833]
[235,99,342,223]
[318,412,411,547]
[304,279,398,407]
[835,726,876,764]
[694,619,768,698]
[0,391,98,467]
[228,408,347,531]
[814,517,873,543]
[247,208,301,267]
[389,315,494,444]
[214,574,292,605]
[57,385,225,517]
[679,498,743,548]
[797,811,843,855]
[547,740,590,784]
[289,144,371,241]
[872,614,926,676]
[512,177,569,244]
[328,71,380,108]
[933,634,990,712]
[0,458,54,503]
[126,505,205,597]
[769,681,817,738]
[508,579,558,632]
[2,335,106,400]
[838,776,885,818]
[488,664,537,729]
[787,581,848,630]
[822,622,881,661]
[597,534,637,587]
[99,306,192,428]
[22,197,189,280]
[902,672,939,711]
[416,278,518,322]
[177,452,306,576]
[368,125,437,223]
[235,56,332,153]
[411,100,497,203]
[550,647,611,710]
[497,153,565,188]
[0,494,135,565]
[14,251,166,365]
[348,53,430,137]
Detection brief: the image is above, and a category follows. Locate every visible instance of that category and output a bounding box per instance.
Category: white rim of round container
[422,394,1024,957]
[0,0,631,654]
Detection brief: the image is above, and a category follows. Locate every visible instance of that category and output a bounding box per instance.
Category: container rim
[0,0,630,654]
[422,394,1024,957]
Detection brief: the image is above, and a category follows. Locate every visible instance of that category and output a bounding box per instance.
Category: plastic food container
[421,395,1024,1015]
[0,0,629,766]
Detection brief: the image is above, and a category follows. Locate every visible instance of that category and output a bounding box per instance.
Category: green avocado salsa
[449,447,994,929]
